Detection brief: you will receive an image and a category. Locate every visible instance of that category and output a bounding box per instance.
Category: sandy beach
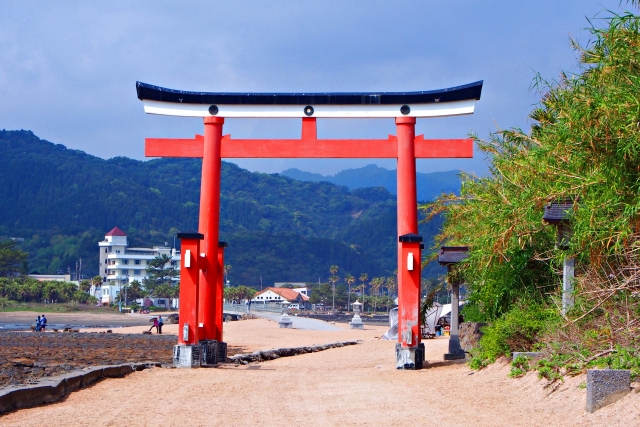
[2,315,639,426]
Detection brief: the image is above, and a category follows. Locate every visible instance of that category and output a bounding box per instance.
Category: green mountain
[281,164,461,202]
[0,130,445,286]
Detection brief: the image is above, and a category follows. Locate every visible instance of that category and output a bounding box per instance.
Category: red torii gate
[137,81,482,368]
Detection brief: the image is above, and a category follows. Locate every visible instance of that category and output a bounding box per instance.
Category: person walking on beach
[35,316,41,332]
[40,314,47,332]
[157,315,163,334]
[149,317,158,334]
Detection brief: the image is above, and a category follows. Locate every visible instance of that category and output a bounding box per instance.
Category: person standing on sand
[40,314,47,332]
[35,316,41,332]
[149,317,158,333]
[157,315,163,334]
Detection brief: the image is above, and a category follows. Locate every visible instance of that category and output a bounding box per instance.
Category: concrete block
[81,367,106,386]
[443,353,466,361]
[586,369,630,412]
[0,363,152,415]
[60,371,86,393]
[173,344,201,368]
[200,339,218,366]
[512,352,543,361]
[396,343,417,370]
[102,365,133,378]
[217,341,228,363]
[415,343,425,369]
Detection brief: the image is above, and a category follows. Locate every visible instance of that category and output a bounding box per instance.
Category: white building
[29,274,73,283]
[96,227,180,305]
[251,287,310,309]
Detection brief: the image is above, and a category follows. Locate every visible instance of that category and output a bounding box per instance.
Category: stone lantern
[543,198,577,314]
[349,300,364,330]
[278,303,293,328]
[438,246,469,360]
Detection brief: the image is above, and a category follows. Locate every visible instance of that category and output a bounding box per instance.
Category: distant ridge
[281,164,461,202]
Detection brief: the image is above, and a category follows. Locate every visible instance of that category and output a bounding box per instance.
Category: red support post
[395,117,422,369]
[398,234,422,346]
[176,232,203,345]
[396,117,418,235]
[198,117,224,341]
[215,241,228,341]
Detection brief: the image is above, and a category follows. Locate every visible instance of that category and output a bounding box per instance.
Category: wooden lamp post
[543,198,576,314]
[438,246,469,360]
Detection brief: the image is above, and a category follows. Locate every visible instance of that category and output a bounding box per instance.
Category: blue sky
[0,1,628,176]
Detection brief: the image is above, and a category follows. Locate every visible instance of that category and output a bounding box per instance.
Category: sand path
[3,318,640,426]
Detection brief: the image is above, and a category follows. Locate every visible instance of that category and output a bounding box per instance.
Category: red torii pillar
[396,117,423,368]
[197,117,224,343]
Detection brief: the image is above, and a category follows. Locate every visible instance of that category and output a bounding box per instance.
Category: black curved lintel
[136,81,483,106]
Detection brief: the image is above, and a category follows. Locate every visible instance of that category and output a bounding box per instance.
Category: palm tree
[370,277,384,313]
[386,275,397,298]
[223,264,232,286]
[329,265,339,311]
[127,280,145,301]
[79,280,91,293]
[359,273,368,311]
[345,274,355,312]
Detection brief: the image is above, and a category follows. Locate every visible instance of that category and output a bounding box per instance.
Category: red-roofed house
[105,226,127,237]
[251,287,310,309]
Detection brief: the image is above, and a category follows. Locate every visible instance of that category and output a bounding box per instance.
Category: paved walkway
[252,311,342,331]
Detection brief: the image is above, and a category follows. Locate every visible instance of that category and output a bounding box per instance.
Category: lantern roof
[438,246,469,265]
[543,198,577,225]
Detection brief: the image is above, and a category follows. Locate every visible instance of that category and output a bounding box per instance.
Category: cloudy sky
[0,1,628,176]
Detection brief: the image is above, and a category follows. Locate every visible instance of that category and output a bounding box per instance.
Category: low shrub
[468,303,561,369]
[509,354,531,378]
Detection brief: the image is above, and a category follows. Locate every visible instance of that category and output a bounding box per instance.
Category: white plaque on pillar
[407,253,414,271]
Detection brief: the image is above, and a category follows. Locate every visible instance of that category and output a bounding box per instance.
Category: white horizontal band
[142,100,476,118]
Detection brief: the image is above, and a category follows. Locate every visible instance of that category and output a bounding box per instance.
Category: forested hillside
[282,164,461,202]
[0,130,445,286]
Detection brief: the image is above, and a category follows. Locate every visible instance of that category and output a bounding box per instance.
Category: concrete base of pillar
[217,341,228,363]
[349,314,364,329]
[444,334,466,360]
[278,314,293,328]
[396,343,424,370]
[443,352,466,361]
[200,340,218,366]
[173,344,201,368]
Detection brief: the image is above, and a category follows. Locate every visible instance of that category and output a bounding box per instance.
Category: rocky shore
[0,331,237,388]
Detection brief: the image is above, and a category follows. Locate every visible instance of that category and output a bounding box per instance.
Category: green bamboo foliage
[423,11,640,320]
